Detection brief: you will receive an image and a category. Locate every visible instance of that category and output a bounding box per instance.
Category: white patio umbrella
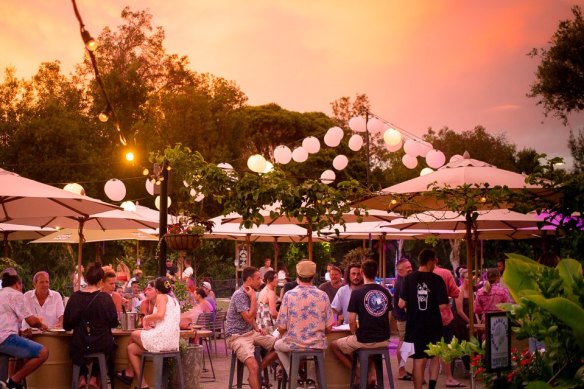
[0,223,56,257]
[354,153,553,335]
[30,228,158,244]
[0,168,119,223]
[221,204,400,261]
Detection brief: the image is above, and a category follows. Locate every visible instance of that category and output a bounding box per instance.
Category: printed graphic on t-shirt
[364,289,389,317]
[417,282,429,311]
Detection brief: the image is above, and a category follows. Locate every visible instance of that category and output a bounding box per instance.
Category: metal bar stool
[228,346,263,388]
[281,349,326,389]
[137,351,185,389]
[71,352,108,389]
[350,347,395,389]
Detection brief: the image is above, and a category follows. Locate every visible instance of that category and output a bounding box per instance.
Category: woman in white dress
[115,277,180,389]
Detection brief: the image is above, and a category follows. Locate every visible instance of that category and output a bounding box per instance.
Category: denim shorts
[0,334,43,359]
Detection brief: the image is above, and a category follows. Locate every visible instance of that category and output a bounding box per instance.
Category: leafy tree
[330,93,370,125]
[568,129,584,173]
[528,5,584,124]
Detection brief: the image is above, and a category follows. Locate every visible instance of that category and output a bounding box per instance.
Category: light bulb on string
[81,29,97,52]
[98,111,109,123]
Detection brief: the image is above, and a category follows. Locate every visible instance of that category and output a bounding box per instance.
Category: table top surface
[30,328,198,338]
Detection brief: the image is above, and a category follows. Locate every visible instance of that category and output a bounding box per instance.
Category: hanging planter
[165,234,201,251]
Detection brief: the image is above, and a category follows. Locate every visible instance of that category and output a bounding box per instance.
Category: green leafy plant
[425,336,482,363]
[172,280,193,313]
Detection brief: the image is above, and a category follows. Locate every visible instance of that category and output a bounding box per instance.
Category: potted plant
[164,215,214,251]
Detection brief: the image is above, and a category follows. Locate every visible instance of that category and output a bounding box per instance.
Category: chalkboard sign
[485,312,511,372]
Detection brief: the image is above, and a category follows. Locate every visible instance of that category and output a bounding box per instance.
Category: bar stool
[0,354,8,383]
[281,349,326,389]
[138,351,184,389]
[198,329,216,382]
[350,347,395,389]
[71,352,108,389]
[228,346,263,388]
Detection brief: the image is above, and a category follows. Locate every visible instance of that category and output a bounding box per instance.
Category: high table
[325,327,352,389]
[28,328,197,389]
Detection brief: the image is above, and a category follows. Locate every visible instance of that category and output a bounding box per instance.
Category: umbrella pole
[381,233,386,282]
[76,220,85,292]
[246,234,251,267]
[273,237,279,270]
[307,225,313,261]
[3,232,8,258]
[465,213,475,338]
[234,241,239,289]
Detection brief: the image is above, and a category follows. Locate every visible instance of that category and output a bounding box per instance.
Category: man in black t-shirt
[399,249,448,389]
[330,260,392,388]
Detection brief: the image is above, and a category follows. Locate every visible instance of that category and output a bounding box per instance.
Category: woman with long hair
[115,277,180,389]
[64,263,118,389]
[257,270,278,332]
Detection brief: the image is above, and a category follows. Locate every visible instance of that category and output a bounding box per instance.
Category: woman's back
[141,294,180,352]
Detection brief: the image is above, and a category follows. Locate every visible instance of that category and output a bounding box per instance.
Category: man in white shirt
[258,258,273,281]
[331,263,363,325]
[181,258,194,280]
[23,271,64,329]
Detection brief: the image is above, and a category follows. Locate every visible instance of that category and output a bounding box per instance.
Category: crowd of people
[0,258,217,389]
[0,249,523,389]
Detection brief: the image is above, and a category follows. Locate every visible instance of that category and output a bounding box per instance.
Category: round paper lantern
[302,136,321,154]
[292,147,308,163]
[348,134,364,151]
[247,154,267,173]
[324,127,344,147]
[348,116,367,132]
[387,140,403,153]
[121,201,137,212]
[320,169,336,184]
[402,154,418,169]
[332,155,349,170]
[63,183,85,196]
[418,141,433,158]
[104,179,126,202]
[403,139,420,157]
[145,179,154,196]
[366,117,384,132]
[274,145,292,164]
[426,149,446,169]
[154,196,172,210]
[420,167,434,176]
[262,162,274,174]
[383,128,402,146]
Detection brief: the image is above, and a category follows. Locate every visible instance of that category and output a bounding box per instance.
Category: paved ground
[199,335,477,389]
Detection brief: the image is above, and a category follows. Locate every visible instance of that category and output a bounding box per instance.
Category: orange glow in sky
[1,0,583,166]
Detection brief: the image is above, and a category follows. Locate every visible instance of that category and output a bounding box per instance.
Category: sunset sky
[1,1,583,167]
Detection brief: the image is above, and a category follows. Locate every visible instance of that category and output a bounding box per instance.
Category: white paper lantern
[262,162,274,174]
[154,196,172,210]
[426,149,446,169]
[320,169,336,184]
[324,127,344,147]
[348,134,364,151]
[274,146,292,164]
[63,183,85,196]
[366,117,384,132]
[420,167,434,176]
[403,139,420,157]
[247,154,267,173]
[402,154,418,169]
[302,136,321,154]
[348,116,367,132]
[292,147,308,163]
[104,179,126,202]
[383,128,402,146]
[387,140,403,153]
[332,155,349,170]
[145,179,154,196]
[121,201,137,212]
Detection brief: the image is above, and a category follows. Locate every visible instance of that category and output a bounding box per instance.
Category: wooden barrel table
[325,328,352,389]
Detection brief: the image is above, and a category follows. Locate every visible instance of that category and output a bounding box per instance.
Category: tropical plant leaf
[556,258,583,298]
[523,295,584,348]
[503,255,542,301]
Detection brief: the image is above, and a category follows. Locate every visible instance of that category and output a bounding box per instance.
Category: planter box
[165,234,201,251]
[170,345,203,389]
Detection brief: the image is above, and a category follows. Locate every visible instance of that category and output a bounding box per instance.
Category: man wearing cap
[225,267,278,389]
[274,260,334,377]
[23,271,64,329]
[330,260,392,387]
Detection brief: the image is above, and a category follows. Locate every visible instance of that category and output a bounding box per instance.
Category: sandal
[115,370,134,385]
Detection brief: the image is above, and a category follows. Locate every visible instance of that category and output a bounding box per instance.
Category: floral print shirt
[276,285,333,350]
